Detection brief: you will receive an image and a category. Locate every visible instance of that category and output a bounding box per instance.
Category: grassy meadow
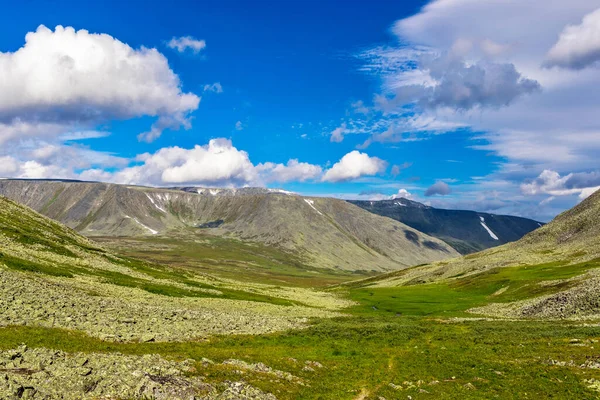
[5,232,600,398]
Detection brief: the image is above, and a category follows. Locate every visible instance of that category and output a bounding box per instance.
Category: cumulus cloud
[545,8,600,69]
[0,136,325,187]
[167,36,206,53]
[203,82,223,93]
[257,159,322,183]
[75,138,322,187]
[322,151,387,182]
[0,25,200,144]
[112,139,256,186]
[521,169,600,198]
[0,140,128,180]
[424,56,540,110]
[376,53,540,112]
[391,188,413,200]
[580,186,600,200]
[425,181,452,197]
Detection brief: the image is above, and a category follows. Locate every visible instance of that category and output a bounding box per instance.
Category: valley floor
[2,209,600,399]
[2,313,600,398]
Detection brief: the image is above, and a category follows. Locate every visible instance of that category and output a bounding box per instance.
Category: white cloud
[0,139,128,181]
[59,130,111,141]
[0,25,200,144]
[17,161,70,179]
[322,151,387,182]
[580,186,600,199]
[371,52,540,112]
[330,124,345,143]
[68,138,321,187]
[0,136,325,188]
[0,156,18,176]
[112,139,256,186]
[391,188,413,200]
[203,82,223,93]
[351,100,370,114]
[235,121,243,131]
[521,169,600,198]
[257,159,322,183]
[545,8,600,69]
[425,181,452,197]
[167,36,206,53]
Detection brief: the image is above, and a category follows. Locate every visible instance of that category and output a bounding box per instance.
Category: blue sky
[1,0,600,221]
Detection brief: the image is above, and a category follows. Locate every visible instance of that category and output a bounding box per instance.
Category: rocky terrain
[0,179,458,272]
[0,345,282,399]
[349,197,542,254]
[0,195,351,342]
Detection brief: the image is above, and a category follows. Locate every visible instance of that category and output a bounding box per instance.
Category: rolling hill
[0,179,458,272]
[349,197,542,254]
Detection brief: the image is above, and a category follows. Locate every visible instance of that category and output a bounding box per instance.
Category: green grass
[347,259,600,317]
[2,251,301,306]
[0,252,76,277]
[2,318,600,399]
[96,233,359,287]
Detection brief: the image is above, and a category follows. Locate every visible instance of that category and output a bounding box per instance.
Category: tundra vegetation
[2,191,600,399]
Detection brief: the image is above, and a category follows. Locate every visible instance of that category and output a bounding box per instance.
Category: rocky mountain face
[349,197,543,254]
[0,180,458,271]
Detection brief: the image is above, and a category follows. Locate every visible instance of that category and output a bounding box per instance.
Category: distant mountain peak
[349,198,542,254]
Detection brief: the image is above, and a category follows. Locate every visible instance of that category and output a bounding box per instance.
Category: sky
[1,0,600,222]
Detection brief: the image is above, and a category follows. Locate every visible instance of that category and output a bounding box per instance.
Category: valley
[2,3,600,399]
[2,185,600,399]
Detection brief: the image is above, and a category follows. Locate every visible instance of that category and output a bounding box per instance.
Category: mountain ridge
[0,179,459,272]
[348,197,543,254]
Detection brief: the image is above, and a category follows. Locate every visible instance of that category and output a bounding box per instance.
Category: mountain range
[0,179,458,272]
[349,197,542,254]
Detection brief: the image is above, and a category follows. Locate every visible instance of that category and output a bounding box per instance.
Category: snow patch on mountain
[479,216,499,240]
[145,193,167,213]
[124,215,158,235]
[268,188,295,195]
[304,199,323,215]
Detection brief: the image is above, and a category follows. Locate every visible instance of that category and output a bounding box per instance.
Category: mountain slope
[0,180,459,272]
[349,198,542,254]
[0,194,353,342]
[350,189,600,319]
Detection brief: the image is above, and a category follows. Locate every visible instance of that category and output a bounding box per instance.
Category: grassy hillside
[346,189,600,320]
[0,195,352,342]
[349,198,542,254]
[0,179,458,272]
